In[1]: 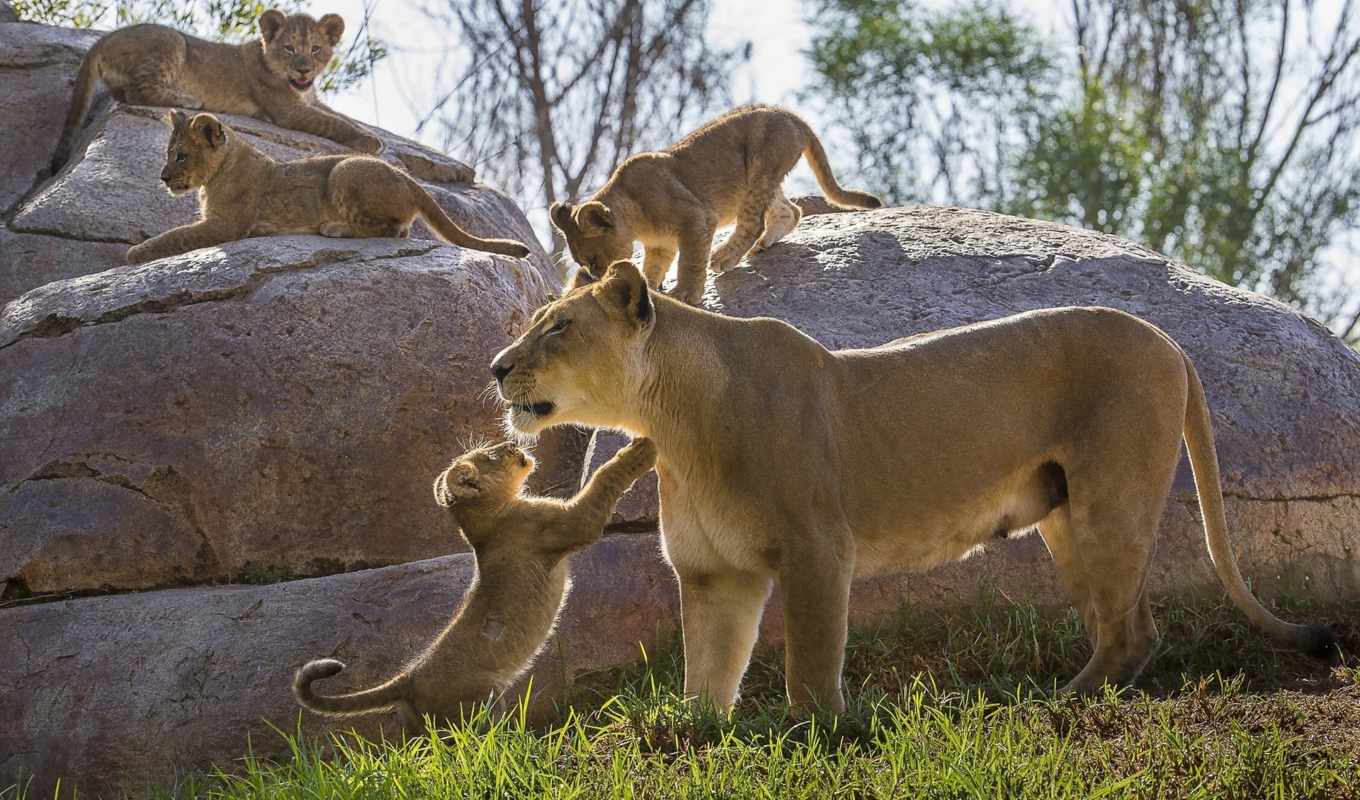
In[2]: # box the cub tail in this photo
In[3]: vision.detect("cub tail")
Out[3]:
[293,658,411,717]
[1181,354,1337,659]
[794,117,882,210]
[51,45,103,173]
[408,177,531,258]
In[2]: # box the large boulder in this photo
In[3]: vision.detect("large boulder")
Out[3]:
[0,534,679,798]
[0,20,559,308]
[0,237,554,594]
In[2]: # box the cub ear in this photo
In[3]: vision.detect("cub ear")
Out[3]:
[318,13,345,46]
[549,201,576,233]
[433,462,480,507]
[567,265,600,292]
[258,9,286,43]
[574,201,614,237]
[167,109,189,130]
[190,114,227,148]
[600,260,652,328]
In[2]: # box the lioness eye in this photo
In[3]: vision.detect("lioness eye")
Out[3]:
[487,454,499,462]
[546,319,570,336]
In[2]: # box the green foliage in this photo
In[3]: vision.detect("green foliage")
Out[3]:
[804,0,1360,343]
[11,0,384,94]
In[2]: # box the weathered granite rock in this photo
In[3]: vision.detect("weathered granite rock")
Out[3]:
[0,534,679,798]
[0,237,554,593]
[692,205,1360,600]
[0,3,18,23]
[0,20,557,307]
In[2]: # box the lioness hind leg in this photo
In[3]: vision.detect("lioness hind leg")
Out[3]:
[1038,505,1097,649]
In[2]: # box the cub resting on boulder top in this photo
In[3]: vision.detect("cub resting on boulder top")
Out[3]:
[550,105,882,306]
[127,112,530,264]
[294,437,657,731]
[52,8,381,172]
[489,260,1335,715]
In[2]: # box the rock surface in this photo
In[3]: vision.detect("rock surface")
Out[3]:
[0,535,680,798]
[0,237,555,594]
[0,21,557,308]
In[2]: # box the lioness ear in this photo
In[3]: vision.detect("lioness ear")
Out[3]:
[549,201,576,233]
[318,13,345,46]
[167,109,189,130]
[567,265,600,292]
[600,260,652,328]
[190,114,227,148]
[574,201,614,237]
[433,462,480,506]
[258,9,286,43]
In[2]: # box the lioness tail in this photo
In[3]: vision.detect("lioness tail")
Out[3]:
[408,177,531,258]
[1181,354,1336,658]
[293,658,410,717]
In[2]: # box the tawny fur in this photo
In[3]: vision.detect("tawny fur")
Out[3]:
[293,438,657,732]
[490,260,1335,715]
[52,9,381,172]
[549,105,881,306]
[127,112,530,264]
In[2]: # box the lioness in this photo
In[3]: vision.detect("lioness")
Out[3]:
[549,105,881,306]
[489,260,1335,714]
[127,112,530,264]
[294,438,657,732]
[52,9,381,172]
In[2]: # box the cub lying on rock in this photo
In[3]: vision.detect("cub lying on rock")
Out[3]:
[294,438,657,732]
[127,112,530,264]
[52,8,381,171]
[551,105,881,305]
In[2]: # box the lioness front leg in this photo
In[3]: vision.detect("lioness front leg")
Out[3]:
[780,523,854,714]
[676,567,772,711]
[127,220,238,264]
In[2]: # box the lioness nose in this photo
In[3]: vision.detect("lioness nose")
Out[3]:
[492,361,512,383]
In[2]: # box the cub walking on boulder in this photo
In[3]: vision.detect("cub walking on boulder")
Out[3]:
[52,8,381,172]
[127,112,530,264]
[293,438,657,732]
[550,105,882,305]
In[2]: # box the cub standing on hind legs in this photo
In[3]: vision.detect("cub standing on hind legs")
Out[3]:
[51,8,381,172]
[550,105,882,305]
[294,438,657,733]
[126,111,530,264]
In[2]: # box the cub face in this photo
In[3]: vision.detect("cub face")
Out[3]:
[160,111,231,194]
[550,201,635,280]
[433,442,536,508]
[491,261,654,435]
[257,9,345,93]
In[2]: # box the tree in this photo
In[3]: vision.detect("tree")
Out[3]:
[414,0,742,236]
[14,0,385,93]
[805,0,1360,344]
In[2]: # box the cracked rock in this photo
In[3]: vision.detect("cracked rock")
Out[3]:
[0,237,557,592]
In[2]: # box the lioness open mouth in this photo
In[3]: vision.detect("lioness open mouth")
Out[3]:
[513,401,556,417]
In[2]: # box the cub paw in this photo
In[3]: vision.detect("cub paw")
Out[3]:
[619,437,658,469]
[352,133,384,154]
[125,243,152,265]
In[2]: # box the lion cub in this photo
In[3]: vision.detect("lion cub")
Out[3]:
[52,9,381,172]
[127,112,530,264]
[550,105,882,305]
[293,437,657,732]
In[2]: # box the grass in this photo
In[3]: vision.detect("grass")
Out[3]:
[8,591,1359,799]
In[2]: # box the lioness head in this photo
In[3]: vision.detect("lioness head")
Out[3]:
[160,111,231,194]
[432,442,536,509]
[549,200,635,278]
[258,9,345,93]
[491,261,654,435]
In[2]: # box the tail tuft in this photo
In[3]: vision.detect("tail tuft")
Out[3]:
[1296,624,1340,660]
[294,658,346,696]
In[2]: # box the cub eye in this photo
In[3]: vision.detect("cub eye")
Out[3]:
[311,46,321,55]
[284,45,295,54]
[175,152,187,163]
